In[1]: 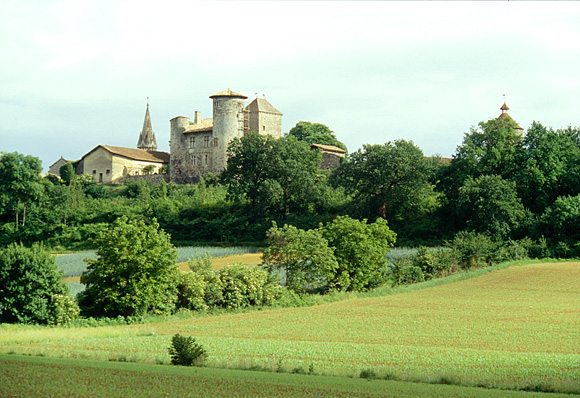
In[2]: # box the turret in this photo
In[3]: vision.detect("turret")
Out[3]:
[209,89,248,172]
[137,101,158,150]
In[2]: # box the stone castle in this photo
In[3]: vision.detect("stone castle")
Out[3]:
[169,89,283,183]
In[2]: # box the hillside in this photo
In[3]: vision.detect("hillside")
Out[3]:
[1,261,579,393]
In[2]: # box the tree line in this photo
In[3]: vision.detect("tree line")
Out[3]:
[1,118,579,257]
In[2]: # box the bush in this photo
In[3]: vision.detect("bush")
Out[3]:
[450,231,496,268]
[390,255,425,286]
[168,334,207,366]
[78,216,179,318]
[0,243,77,325]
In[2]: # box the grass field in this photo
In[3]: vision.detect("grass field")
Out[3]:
[2,261,579,394]
[0,354,570,398]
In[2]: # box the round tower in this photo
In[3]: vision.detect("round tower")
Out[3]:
[169,115,190,183]
[210,89,248,172]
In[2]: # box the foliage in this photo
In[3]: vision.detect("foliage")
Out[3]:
[220,132,326,218]
[262,223,338,292]
[168,334,207,366]
[177,254,282,311]
[449,231,496,268]
[287,121,347,151]
[78,216,179,317]
[0,243,78,324]
[0,152,45,229]
[457,174,525,239]
[321,216,396,291]
[537,194,580,257]
[331,140,436,225]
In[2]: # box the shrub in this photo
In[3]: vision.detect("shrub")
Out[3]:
[0,243,78,325]
[78,216,179,318]
[450,231,496,268]
[390,255,425,286]
[360,368,378,379]
[168,334,207,366]
[176,271,208,311]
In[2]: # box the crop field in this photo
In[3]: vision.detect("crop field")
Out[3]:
[2,355,564,398]
[2,261,579,393]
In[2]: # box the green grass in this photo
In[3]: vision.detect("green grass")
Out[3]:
[2,261,579,394]
[0,354,568,398]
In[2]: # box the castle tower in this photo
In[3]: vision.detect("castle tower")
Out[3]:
[245,97,283,138]
[210,89,248,172]
[137,101,158,150]
[498,102,524,136]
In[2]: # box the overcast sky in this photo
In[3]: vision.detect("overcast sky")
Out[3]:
[2,1,579,171]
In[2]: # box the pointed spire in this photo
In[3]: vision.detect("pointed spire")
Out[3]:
[137,100,157,151]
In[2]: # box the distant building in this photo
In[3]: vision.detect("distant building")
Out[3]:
[498,102,524,135]
[77,103,169,183]
[48,156,72,177]
[170,89,282,183]
[310,143,346,170]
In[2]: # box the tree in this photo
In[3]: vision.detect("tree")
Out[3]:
[0,243,78,324]
[321,216,396,291]
[262,223,338,292]
[515,122,580,214]
[0,152,44,228]
[331,140,435,221]
[221,133,325,217]
[78,216,179,317]
[457,175,525,240]
[288,121,347,151]
[537,194,580,257]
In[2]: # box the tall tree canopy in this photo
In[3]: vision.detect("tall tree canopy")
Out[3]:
[0,152,44,228]
[287,121,347,152]
[221,133,327,217]
[331,139,435,222]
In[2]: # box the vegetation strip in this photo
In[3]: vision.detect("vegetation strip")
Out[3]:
[0,354,569,398]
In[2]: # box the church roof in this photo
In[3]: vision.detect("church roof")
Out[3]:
[498,102,523,130]
[82,145,169,163]
[184,118,214,134]
[209,89,248,99]
[245,97,283,115]
[137,103,158,150]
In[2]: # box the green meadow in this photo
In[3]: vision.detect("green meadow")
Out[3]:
[1,261,579,396]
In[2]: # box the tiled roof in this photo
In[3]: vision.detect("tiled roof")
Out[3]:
[245,98,282,115]
[500,102,510,111]
[310,143,347,154]
[184,118,213,134]
[498,112,523,129]
[83,145,169,163]
[209,89,248,99]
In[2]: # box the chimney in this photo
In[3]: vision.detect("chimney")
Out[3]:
[194,111,201,125]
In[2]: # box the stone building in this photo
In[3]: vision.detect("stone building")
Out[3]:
[170,89,282,183]
[77,103,169,183]
[48,156,72,177]
[310,143,346,170]
[498,102,524,135]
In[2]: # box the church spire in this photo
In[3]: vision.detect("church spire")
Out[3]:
[137,99,157,151]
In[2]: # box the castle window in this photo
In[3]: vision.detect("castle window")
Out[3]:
[204,154,209,165]
[204,136,210,148]
[192,156,197,166]
[189,136,195,149]
[214,138,218,147]
[92,170,96,175]
[106,169,110,175]
[263,125,266,131]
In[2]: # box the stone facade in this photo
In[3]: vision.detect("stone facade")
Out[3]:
[170,89,282,183]
[79,145,169,184]
[48,156,72,177]
[310,144,346,170]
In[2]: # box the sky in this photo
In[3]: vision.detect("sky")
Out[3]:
[1,1,580,171]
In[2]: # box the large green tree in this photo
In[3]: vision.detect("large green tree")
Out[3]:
[262,223,338,292]
[321,216,396,291]
[221,133,326,217]
[0,243,78,324]
[457,174,525,240]
[287,121,347,151]
[78,216,179,317]
[515,122,580,214]
[331,140,435,222]
[0,152,44,228]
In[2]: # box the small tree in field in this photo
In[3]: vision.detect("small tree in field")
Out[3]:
[0,243,79,324]
[168,334,207,366]
[78,216,178,318]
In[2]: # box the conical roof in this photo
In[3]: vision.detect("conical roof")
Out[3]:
[137,103,157,150]
[209,89,248,99]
